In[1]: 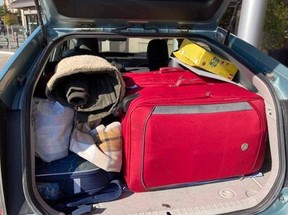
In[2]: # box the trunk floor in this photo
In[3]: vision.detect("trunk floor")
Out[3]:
[94,171,270,215]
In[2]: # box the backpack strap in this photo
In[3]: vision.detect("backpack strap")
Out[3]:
[71,205,93,215]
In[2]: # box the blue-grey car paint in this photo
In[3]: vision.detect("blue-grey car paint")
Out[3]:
[261,188,288,215]
[0,27,44,108]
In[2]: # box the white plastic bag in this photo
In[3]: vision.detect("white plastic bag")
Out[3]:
[32,98,74,162]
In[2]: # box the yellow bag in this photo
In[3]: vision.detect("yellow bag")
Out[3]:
[173,39,238,80]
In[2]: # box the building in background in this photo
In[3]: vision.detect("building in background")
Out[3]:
[3,0,17,13]
[5,0,37,35]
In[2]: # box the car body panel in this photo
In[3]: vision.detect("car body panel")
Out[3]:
[229,36,288,100]
[0,101,8,215]
[261,188,288,215]
[0,27,44,108]
[39,0,230,30]
[1,1,288,215]
[0,27,46,215]
[12,27,286,214]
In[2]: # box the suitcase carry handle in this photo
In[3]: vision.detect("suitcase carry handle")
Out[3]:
[158,67,185,73]
[118,80,211,114]
[169,76,205,87]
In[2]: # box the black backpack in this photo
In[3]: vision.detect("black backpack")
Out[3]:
[36,152,123,214]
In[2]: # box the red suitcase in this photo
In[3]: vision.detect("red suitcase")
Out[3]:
[121,68,267,192]
[124,67,209,88]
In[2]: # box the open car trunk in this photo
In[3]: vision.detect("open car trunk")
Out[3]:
[25,32,283,215]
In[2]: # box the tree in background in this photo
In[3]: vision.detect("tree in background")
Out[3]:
[3,13,18,25]
[262,0,288,50]
[0,4,10,19]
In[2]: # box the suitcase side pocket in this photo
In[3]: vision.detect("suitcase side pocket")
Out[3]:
[140,101,267,191]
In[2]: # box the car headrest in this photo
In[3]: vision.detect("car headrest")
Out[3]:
[147,39,169,71]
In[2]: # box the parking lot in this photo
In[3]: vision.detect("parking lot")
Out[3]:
[0,32,25,70]
[0,51,14,70]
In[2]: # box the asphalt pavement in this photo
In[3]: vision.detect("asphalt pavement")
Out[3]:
[0,33,25,71]
[0,51,14,71]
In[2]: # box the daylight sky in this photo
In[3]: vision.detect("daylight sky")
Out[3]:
[0,0,3,6]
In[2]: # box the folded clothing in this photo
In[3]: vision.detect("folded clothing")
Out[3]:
[64,74,89,107]
[46,55,125,123]
[70,121,123,172]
